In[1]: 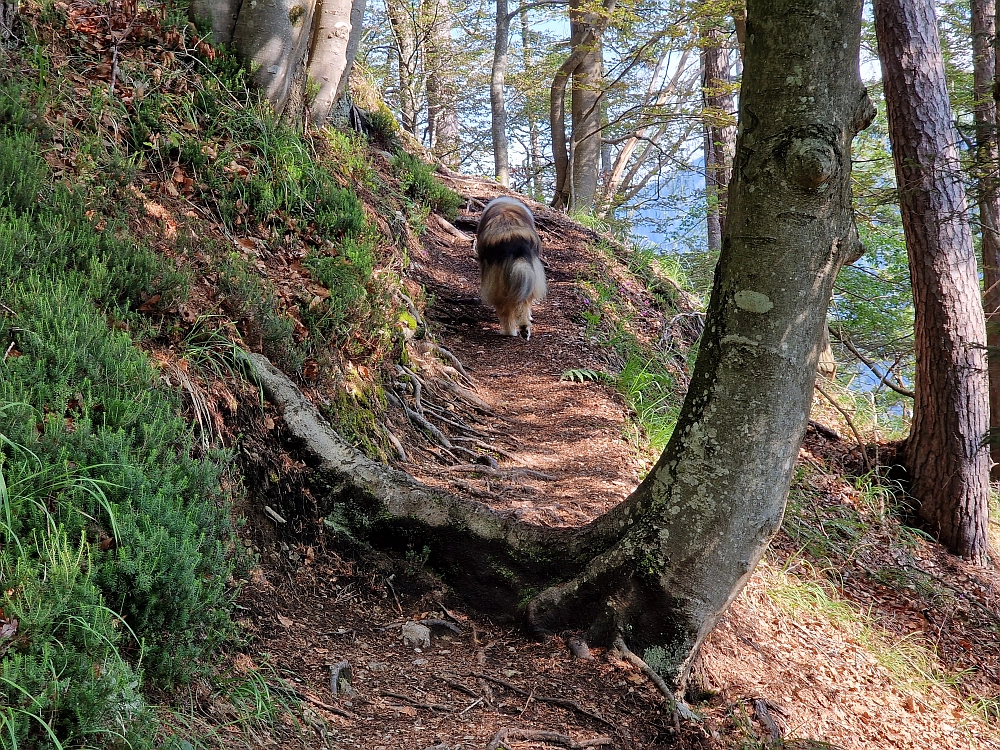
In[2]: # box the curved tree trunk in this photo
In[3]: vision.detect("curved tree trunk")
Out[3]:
[875,0,991,563]
[550,0,616,209]
[252,0,873,689]
[529,0,873,680]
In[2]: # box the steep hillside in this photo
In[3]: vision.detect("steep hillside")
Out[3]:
[1,3,1000,750]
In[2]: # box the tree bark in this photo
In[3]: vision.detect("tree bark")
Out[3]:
[307,0,358,125]
[519,10,544,200]
[338,0,367,101]
[387,0,420,134]
[974,0,1000,477]
[492,0,511,186]
[529,0,873,680]
[189,0,242,45]
[231,0,317,115]
[568,0,603,212]
[0,2,14,42]
[425,0,460,167]
[700,26,735,253]
[875,0,991,563]
[550,0,615,209]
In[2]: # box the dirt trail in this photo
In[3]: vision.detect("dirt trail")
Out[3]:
[400,178,647,526]
[236,182,1000,750]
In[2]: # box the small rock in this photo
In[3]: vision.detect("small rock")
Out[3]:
[402,621,431,648]
[367,661,387,672]
[413,658,429,666]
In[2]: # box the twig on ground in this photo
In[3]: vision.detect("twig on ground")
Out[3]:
[433,213,473,242]
[751,698,784,747]
[814,381,873,473]
[470,672,614,728]
[270,678,356,719]
[263,505,287,524]
[486,727,613,750]
[380,690,454,712]
[385,575,404,614]
[445,464,556,481]
[459,696,483,715]
[440,675,481,698]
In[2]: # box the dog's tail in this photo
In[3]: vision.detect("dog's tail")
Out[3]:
[481,256,547,309]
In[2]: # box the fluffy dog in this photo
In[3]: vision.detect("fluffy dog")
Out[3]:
[476,196,547,339]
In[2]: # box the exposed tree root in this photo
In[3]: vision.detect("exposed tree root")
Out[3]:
[244,352,588,617]
[485,727,613,750]
[469,672,614,729]
[612,637,700,723]
[444,464,556,481]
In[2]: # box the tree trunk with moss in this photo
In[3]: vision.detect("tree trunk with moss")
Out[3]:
[251,0,873,689]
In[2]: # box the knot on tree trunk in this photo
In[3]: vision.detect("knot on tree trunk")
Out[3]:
[785,138,837,190]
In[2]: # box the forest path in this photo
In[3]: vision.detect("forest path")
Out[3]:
[399,176,648,527]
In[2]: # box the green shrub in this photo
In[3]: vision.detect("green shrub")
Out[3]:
[392,152,463,219]
[0,522,153,748]
[0,127,236,745]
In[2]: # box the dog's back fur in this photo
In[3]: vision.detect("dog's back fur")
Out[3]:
[476,197,547,339]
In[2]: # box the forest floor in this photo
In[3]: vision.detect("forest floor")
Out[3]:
[12,6,1000,744]
[213,172,1000,750]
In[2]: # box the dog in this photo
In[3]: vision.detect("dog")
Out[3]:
[475,196,547,339]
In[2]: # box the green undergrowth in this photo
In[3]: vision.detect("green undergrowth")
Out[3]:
[392,151,463,227]
[783,467,923,565]
[0,123,234,746]
[576,236,696,458]
[765,562,960,700]
[773,466,999,724]
[122,43,430,453]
